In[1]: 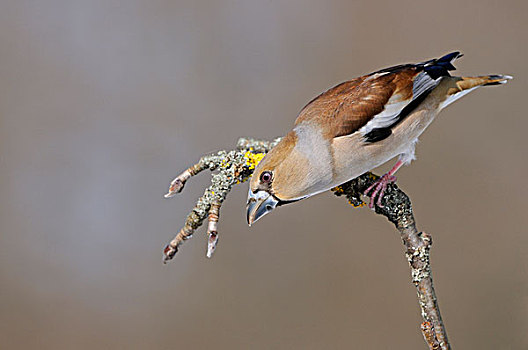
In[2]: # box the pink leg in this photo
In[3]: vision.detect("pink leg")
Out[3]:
[363,160,404,209]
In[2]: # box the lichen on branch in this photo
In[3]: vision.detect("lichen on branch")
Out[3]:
[163,136,450,350]
[163,137,280,262]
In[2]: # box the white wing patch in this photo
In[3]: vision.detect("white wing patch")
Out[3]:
[413,72,440,98]
[359,95,407,134]
[360,72,441,136]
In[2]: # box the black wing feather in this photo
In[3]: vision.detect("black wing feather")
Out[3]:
[364,52,461,143]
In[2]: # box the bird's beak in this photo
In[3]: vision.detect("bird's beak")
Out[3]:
[246,189,279,226]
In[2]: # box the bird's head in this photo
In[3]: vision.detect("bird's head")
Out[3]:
[246,132,302,225]
[246,129,330,225]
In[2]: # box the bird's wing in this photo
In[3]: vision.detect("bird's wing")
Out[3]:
[295,52,462,142]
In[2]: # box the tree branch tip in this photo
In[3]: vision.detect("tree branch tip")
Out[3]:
[163,244,178,263]
[165,179,185,198]
[164,191,179,199]
[206,232,219,258]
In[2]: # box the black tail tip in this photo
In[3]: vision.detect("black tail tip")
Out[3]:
[439,51,463,63]
[423,51,464,79]
[483,74,513,86]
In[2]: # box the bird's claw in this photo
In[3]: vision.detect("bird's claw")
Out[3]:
[363,174,397,209]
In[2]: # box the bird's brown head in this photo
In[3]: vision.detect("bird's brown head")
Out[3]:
[246,131,312,225]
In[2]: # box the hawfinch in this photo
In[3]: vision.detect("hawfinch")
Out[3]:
[246,52,511,225]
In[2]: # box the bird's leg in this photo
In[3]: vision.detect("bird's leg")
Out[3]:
[363,159,404,209]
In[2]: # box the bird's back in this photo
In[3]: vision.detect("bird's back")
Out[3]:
[295,52,464,143]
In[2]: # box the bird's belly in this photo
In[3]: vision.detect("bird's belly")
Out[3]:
[330,104,439,188]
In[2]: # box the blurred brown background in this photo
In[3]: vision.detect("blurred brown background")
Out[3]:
[0,0,526,349]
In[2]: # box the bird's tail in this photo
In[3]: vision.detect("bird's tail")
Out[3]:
[458,74,512,88]
[440,74,512,109]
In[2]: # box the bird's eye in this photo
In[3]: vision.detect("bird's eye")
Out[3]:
[260,171,272,183]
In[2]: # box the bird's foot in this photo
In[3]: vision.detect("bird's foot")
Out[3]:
[363,173,397,209]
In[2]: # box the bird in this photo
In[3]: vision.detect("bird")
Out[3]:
[246,52,511,225]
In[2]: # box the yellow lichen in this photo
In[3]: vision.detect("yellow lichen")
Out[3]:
[236,177,249,184]
[331,185,344,194]
[243,151,265,170]
[332,185,364,208]
[349,200,366,208]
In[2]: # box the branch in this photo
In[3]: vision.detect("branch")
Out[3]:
[163,137,450,350]
[332,174,450,350]
[163,137,280,261]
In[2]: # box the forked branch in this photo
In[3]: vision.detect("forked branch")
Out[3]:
[163,137,450,350]
[163,137,280,261]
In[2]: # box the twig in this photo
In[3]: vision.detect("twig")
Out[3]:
[333,174,450,349]
[163,137,450,349]
[163,137,280,261]
[421,322,442,350]
[206,200,221,258]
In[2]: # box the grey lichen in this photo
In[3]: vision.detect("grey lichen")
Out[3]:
[163,137,278,262]
[408,245,432,284]
[331,170,449,349]
[236,137,282,153]
[163,136,450,349]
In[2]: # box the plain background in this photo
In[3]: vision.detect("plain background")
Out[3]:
[1,0,527,349]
